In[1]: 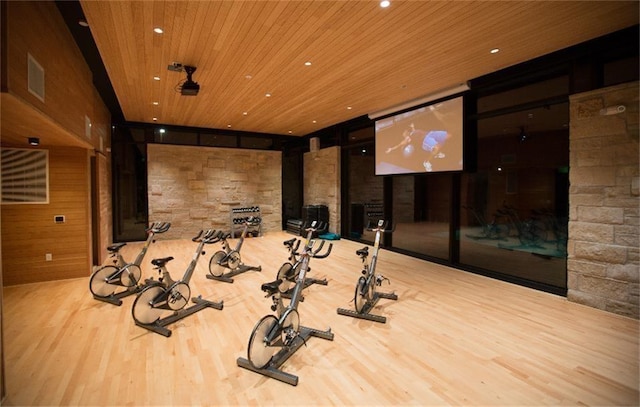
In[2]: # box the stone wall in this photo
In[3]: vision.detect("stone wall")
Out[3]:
[304,146,340,234]
[568,81,639,319]
[147,144,282,240]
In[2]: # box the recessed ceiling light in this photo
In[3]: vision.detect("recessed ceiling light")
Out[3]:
[153,27,163,34]
[243,112,248,116]
[265,93,271,97]
[245,74,252,79]
[312,120,317,124]
[153,76,160,81]
[159,128,166,134]
[380,0,390,8]
[227,124,232,128]
[347,106,352,110]
[152,117,158,121]
[153,101,159,105]
[304,61,312,66]
[288,130,293,134]
[490,48,500,54]
[78,19,89,27]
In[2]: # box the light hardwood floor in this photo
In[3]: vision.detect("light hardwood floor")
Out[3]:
[2,231,638,406]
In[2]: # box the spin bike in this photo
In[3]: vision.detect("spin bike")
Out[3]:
[89,221,171,306]
[236,221,333,386]
[337,219,397,323]
[276,237,328,300]
[131,229,224,337]
[207,217,262,283]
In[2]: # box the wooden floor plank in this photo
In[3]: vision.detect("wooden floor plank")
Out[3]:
[3,231,638,406]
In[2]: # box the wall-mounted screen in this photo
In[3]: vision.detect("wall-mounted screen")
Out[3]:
[375,96,464,175]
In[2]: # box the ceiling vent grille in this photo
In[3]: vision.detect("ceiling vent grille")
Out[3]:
[27,53,45,102]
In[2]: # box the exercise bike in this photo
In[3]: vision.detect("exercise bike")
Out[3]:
[276,237,328,300]
[236,221,333,386]
[131,229,224,337]
[337,219,397,323]
[89,221,171,306]
[207,217,262,283]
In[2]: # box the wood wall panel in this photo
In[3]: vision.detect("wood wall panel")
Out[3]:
[2,1,106,151]
[95,152,112,266]
[2,147,91,285]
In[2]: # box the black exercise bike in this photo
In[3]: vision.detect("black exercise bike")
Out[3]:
[207,217,262,283]
[275,237,328,299]
[236,221,333,386]
[89,221,170,306]
[131,229,224,337]
[337,219,397,323]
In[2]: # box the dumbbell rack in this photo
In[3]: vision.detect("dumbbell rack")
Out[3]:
[230,206,261,238]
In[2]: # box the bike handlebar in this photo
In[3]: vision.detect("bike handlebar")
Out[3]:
[192,230,204,242]
[192,229,223,244]
[312,241,332,259]
[365,219,394,233]
[147,221,171,234]
[304,220,326,233]
[312,239,325,255]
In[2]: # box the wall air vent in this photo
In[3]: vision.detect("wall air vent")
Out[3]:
[27,53,45,102]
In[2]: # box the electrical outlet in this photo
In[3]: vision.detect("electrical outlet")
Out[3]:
[45,253,52,261]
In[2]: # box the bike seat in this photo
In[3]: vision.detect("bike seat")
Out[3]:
[151,256,174,267]
[107,242,127,253]
[356,247,369,257]
[261,279,283,295]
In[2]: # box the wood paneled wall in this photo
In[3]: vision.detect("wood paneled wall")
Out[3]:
[2,147,91,285]
[1,1,112,283]
[0,203,4,402]
[3,1,111,151]
[95,152,112,266]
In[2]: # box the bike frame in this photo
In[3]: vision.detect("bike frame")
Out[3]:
[152,229,215,299]
[362,220,386,284]
[103,221,170,284]
[265,228,330,344]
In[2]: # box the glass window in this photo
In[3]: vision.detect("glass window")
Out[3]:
[460,101,569,289]
[112,127,148,241]
[477,76,569,114]
[345,140,383,244]
[200,133,237,148]
[391,174,451,260]
[154,129,197,145]
[240,136,274,150]
[603,56,639,87]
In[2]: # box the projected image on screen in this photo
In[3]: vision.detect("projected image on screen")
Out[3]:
[375,96,463,175]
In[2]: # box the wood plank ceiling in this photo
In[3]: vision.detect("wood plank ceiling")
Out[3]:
[77,1,638,137]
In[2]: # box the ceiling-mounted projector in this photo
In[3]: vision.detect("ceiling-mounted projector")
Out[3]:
[180,65,199,96]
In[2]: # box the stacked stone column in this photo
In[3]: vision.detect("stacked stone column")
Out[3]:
[568,81,639,318]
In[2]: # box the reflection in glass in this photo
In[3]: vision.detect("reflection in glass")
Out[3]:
[460,102,569,289]
[391,174,451,260]
[346,139,383,245]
